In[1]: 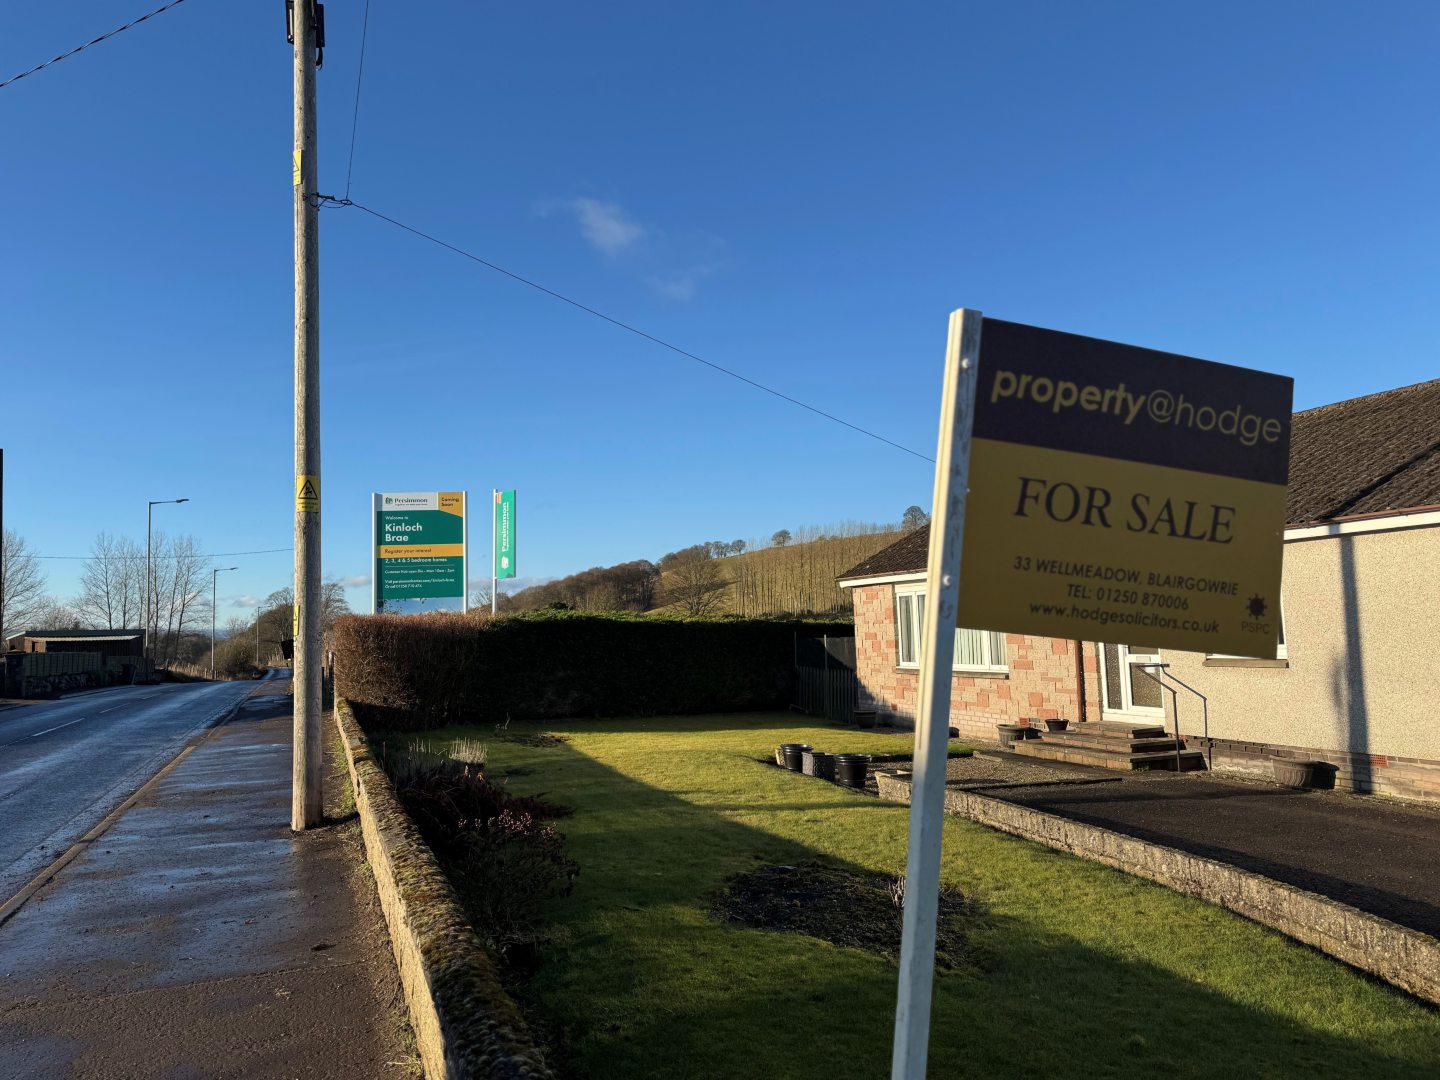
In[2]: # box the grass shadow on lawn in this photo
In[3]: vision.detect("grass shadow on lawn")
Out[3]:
[436,715,1440,1080]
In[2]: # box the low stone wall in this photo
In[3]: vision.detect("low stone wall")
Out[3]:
[335,699,552,1080]
[875,772,1440,1006]
[1192,734,1440,804]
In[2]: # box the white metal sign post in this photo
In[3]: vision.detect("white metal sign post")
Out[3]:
[890,308,981,1080]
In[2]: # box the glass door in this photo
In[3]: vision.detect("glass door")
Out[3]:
[1100,644,1165,717]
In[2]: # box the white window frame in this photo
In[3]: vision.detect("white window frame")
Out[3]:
[1098,642,1167,717]
[893,584,1008,674]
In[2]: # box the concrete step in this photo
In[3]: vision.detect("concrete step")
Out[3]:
[1037,730,1184,754]
[1068,721,1170,740]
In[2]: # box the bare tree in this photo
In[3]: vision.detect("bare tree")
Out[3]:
[1,529,47,636]
[150,533,211,667]
[75,532,145,629]
[661,545,727,616]
[771,529,792,548]
[263,579,352,636]
[902,505,929,531]
[29,597,86,630]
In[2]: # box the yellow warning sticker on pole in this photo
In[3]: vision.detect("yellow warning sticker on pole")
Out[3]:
[296,475,320,513]
[293,149,302,187]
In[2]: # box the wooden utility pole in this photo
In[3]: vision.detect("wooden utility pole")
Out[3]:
[292,0,324,830]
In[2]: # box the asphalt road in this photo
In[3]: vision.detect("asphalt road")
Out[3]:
[0,676,266,905]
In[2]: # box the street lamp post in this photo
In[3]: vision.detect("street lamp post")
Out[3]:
[211,566,238,680]
[145,498,189,680]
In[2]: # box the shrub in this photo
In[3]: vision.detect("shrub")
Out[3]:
[379,738,577,956]
[334,609,850,731]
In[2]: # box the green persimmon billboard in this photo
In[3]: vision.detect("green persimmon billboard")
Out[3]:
[372,491,468,614]
[494,489,516,580]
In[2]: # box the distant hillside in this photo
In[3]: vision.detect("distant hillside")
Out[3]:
[720,527,906,617]
[505,526,903,618]
[505,517,919,619]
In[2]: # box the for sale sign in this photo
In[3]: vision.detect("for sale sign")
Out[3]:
[958,318,1293,658]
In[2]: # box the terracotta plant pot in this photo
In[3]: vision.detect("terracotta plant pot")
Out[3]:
[997,723,1030,748]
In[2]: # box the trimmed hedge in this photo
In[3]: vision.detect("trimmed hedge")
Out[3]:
[333,610,851,731]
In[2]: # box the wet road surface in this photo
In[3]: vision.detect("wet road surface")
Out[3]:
[0,679,410,1078]
[0,677,261,904]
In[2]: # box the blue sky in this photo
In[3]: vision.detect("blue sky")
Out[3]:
[2,1,1436,620]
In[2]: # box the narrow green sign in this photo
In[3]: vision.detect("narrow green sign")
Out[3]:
[494,490,516,579]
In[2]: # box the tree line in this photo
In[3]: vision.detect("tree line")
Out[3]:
[1,528,350,677]
[496,506,928,619]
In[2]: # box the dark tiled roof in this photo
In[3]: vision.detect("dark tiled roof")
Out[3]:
[838,525,930,579]
[841,378,1440,580]
[1286,378,1440,525]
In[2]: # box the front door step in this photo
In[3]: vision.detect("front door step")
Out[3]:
[1010,721,1207,772]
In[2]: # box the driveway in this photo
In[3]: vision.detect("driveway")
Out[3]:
[987,771,1440,937]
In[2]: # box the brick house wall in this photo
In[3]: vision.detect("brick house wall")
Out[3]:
[850,582,1101,743]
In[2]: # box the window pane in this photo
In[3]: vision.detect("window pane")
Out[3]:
[955,628,984,667]
[988,631,1007,667]
[1129,662,1163,708]
[897,595,914,664]
[1103,644,1124,710]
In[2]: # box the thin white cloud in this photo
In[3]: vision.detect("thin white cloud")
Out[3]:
[337,574,371,588]
[647,274,696,302]
[230,595,261,609]
[568,197,644,256]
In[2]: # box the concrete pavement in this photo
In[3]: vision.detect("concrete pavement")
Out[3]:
[0,678,413,1078]
[0,677,259,903]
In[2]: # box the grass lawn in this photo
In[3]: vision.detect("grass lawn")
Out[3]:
[432,713,1440,1079]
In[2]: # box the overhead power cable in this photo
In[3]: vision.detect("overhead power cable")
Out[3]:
[0,0,193,92]
[317,196,935,464]
[34,546,293,562]
[344,0,372,200]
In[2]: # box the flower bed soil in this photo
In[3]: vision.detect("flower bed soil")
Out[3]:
[710,862,972,970]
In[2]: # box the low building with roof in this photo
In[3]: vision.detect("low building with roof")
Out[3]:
[839,378,1440,802]
[2,629,144,697]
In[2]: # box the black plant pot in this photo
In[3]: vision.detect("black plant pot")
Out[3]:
[782,744,813,772]
[834,753,871,788]
[1044,718,1071,733]
[854,710,878,730]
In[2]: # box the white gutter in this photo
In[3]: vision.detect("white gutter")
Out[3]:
[838,572,927,589]
[1285,507,1440,542]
